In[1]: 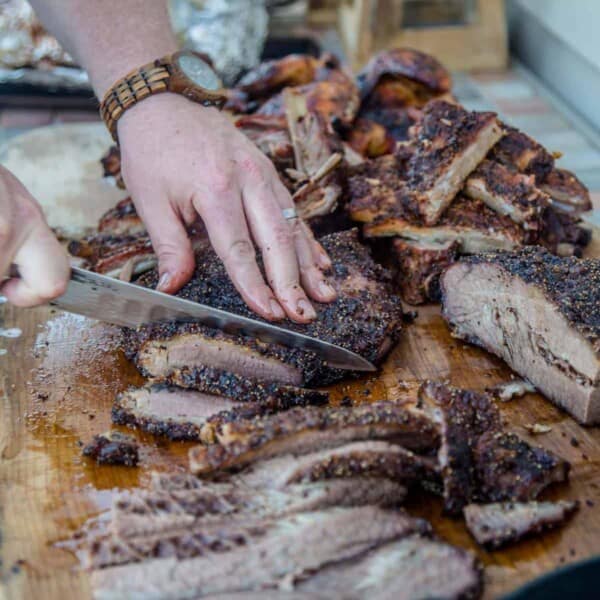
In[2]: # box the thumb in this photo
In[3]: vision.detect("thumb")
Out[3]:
[136,199,195,294]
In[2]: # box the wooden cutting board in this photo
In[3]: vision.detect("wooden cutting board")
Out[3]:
[1,124,600,600]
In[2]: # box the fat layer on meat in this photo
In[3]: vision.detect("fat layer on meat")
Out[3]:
[441,247,600,424]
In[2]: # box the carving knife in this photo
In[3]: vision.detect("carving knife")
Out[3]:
[42,266,376,372]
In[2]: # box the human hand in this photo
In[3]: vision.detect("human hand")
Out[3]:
[0,166,70,307]
[117,93,336,323]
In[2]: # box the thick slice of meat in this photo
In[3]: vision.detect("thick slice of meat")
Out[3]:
[404,100,503,225]
[357,48,452,102]
[189,402,439,476]
[236,440,438,489]
[363,194,527,253]
[464,160,549,232]
[474,431,570,502]
[90,507,428,599]
[540,168,591,213]
[291,535,482,600]
[111,385,275,443]
[489,124,555,183]
[157,366,328,407]
[395,381,569,514]
[82,431,139,467]
[128,230,404,386]
[392,238,459,305]
[464,501,578,548]
[441,248,600,424]
[98,197,145,236]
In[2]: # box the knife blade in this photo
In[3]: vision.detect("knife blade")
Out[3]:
[47,266,376,372]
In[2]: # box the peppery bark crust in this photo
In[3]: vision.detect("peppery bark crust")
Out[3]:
[156,366,329,407]
[458,247,600,353]
[189,402,439,476]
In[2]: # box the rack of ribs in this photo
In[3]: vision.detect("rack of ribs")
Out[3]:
[405,100,504,225]
[125,229,405,387]
[442,247,600,424]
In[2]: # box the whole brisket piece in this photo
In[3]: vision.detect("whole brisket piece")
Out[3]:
[82,431,139,467]
[392,238,459,305]
[189,402,439,476]
[441,248,600,424]
[464,501,578,549]
[127,230,404,387]
[463,159,549,233]
[403,100,503,225]
[90,507,429,599]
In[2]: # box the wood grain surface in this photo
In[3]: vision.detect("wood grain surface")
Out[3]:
[0,127,599,599]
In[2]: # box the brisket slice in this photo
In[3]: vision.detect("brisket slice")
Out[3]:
[235,440,439,489]
[441,247,600,424]
[189,402,439,476]
[290,535,482,600]
[473,430,569,503]
[395,382,569,514]
[128,229,404,386]
[111,385,279,443]
[153,366,328,407]
[404,100,503,225]
[392,238,459,305]
[90,507,429,599]
[464,501,578,549]
[91,479,410,567]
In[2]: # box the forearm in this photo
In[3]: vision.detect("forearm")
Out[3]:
[29,1,178,97]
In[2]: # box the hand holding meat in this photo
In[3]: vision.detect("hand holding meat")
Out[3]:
[117,93,336,323]
[0,165,70,307]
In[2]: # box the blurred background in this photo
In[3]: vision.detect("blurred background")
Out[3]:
[0,0,598,189]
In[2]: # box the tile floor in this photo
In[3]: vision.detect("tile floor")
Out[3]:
[1,61,599,191]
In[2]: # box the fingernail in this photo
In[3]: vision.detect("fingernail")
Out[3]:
[157,272,171,291]
[319,280,336,298]
[297,298,317,320]
[269,298,285,320]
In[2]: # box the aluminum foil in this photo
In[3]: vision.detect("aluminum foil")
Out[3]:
[170,0,268,86]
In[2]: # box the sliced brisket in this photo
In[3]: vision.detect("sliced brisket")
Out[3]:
[464,501,578,549]
[91,507,428,599]
[441,247,600,424]
[189,402,439,476]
